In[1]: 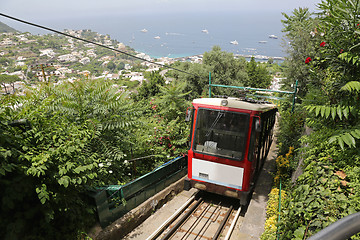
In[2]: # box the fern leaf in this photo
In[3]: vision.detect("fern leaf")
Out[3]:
[325,106,331,119]
[337,105,343,120]
[343,133,356,147]
[338,137,345,150]
[343,106,349,119]
[350,130,360,139]
[320,106,326,117]
[341,81,360,92]
[331,107,337,120]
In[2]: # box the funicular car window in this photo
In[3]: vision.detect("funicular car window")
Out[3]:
[193,108,250,160]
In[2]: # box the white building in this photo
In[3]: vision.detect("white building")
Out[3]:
[40,49,56,58]
[79,57,91,65]
[86,49,97,58]
[123,72,144,83]
[58,54,77,62]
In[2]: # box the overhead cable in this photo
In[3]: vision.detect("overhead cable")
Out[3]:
[0,13,200,78]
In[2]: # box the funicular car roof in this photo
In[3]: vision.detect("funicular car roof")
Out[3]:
[193,98,277,112]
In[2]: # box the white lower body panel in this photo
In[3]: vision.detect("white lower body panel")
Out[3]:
[191,158,243,190]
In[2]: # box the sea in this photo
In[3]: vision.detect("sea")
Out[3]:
[4,10,288,59]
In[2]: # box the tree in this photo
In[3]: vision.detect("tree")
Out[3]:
[203,46,249,91]
[245,57,272,88]
[281,7,319,97]
[0,74,21,94]
[106,61,116,71]
[0,78,142,239]
[302,0,360,149]
[117,62,125,71]
[136,71,165,100]
[169,46,250,99]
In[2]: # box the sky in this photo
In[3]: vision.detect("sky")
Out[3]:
[1,0,321,21]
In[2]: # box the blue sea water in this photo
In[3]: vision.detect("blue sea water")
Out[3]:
[4,10,288,58]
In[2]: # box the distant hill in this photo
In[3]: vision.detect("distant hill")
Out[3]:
[0,21,18,33]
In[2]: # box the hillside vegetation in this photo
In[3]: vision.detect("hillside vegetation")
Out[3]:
[261,0,360,239]
[0,21,18,33]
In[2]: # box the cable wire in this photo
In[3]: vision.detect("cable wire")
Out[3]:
[0,12,200,78]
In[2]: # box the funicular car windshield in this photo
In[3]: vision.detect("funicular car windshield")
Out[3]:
[193,108,250,160]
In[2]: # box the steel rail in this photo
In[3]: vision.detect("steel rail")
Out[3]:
[212,205,233,240]
[160,198,203,240]
[223,206,241,240]
[180,201,213,240]
[194,202,222,240]
[145,196,196,240]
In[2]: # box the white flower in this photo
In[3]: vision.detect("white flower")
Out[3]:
[124,160,128,164]
[99,163,104,167]
[320,32,325,37]
[167,155,170,158]
[109,170,113,174]
[107,162,112,166]
[310,31,315,37]
[124,154,127,157]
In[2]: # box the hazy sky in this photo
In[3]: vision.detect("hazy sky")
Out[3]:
[1,0,320,21]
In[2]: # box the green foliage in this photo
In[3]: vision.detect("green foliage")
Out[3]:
[168,46,272,99]
[106,61,116,71]
[175,62,212,99]
[155,80,191,120]
[316,0,360,75]
[281,7,319,97]
[305,80,360,149]
[341,81,360,92]
[0,78,145,239]
[278,161,360,239]
[261,188,287,240]
[203,46,249,95]
[136,71,165,100]
[276,108,306,156]
[132,80,191,165]
[0,74,22,94]
[245,57,272,88]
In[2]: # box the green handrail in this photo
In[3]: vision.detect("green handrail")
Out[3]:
[207,72,298,111]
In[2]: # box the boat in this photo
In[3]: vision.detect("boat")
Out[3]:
[140,29,148,33]
[201,29,209,34]
[154,36,161,39]
[258,41,267,44]
[230,40,238,45]
[268,34,278,39]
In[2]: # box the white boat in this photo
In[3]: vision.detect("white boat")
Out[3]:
[154,36,161,39]
[258,41,268,44]
[140,29,148,33]
[230,40,238,45]
[201,29,209,34]
[268,34,278,39]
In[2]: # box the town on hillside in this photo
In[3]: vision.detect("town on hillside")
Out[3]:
[0,23,283,95]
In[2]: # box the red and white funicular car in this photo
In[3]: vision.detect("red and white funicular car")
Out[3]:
[185,97,277,205]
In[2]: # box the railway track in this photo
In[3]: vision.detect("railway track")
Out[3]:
[146,193,242,240]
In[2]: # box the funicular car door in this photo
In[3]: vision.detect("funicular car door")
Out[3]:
[248,116,261,182]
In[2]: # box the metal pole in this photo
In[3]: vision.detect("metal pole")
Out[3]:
[209,72,212,98]
[277,179,282,240]
[291,80,298,113]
